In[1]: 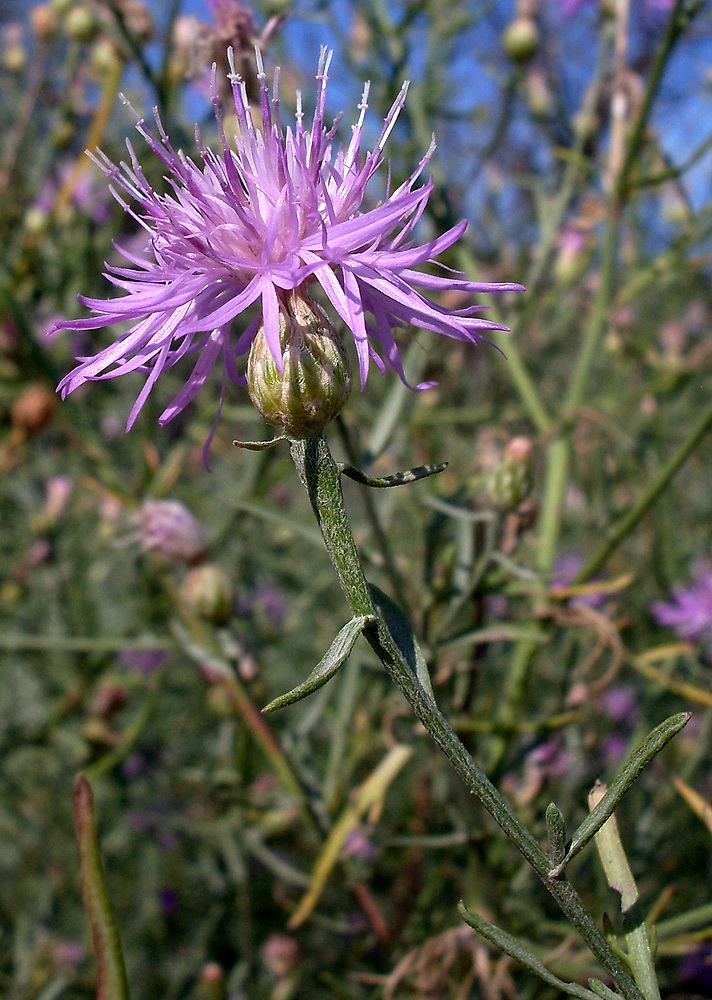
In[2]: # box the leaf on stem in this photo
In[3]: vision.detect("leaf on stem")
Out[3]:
[263,615,376,712]
[546,801,567,866]
[458,902,614,1000]
[339,461,447,488]
[73,774,130,1000]
[589,783,662,1000]
[589,979,625,1000]
[549,713,690,876]
[368,583,435,700]
[233,435,287,450]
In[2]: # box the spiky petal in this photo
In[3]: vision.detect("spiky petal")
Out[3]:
[53,47,523,449]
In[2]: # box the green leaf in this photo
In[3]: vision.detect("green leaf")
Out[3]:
[546,801,567,866]
[73,775,130,1000]
[263,615,376,712]
[458,903,610,1000]
[550,713,690,876]
[589,979,625,1000]
[339,461,447,488]
[233,435,287,451]
[368,583,435,700]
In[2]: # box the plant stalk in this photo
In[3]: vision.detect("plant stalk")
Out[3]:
[290,434,644,1000]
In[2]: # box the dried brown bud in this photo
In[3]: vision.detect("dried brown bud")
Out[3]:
[11,383,57,435]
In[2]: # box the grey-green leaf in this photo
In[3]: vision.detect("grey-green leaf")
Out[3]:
[458,903,612,1000]
[262,615,376,712]
[550,713,690,875]
[368,583,435,700]
[339,462,447,488]
[233,436,287,451]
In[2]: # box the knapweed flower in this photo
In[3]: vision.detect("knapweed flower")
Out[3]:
[652,561,712,661]
[54,47,522,452]
[134,499,207,565]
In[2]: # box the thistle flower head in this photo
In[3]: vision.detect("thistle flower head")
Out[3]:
[134,499,207,565]
[54,47,523,456]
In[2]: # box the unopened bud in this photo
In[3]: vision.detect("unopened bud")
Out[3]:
[31,5,60,41]
[32,475,73,534]
[553,229,587,287]
[90,38,124,77]
[11,382,57,434]
[247,287,352,438]
[2,25,26,73]
[180,564,233,625]
[135,500,207,566]
[261,933,300,979]
[63,5,98,42]
[502,17,539,62]
[485,437,534,510]
[194,962,227,1000]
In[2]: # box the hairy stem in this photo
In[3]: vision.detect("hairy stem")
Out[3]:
[290,434,644,1000]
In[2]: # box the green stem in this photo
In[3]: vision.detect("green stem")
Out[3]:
[574,393,712,584]
[73,775,130,1000]
[290,434,644,1000]
[470,20,613,437]
[494,0,700,735]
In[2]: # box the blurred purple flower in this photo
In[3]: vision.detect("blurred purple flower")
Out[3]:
[342,827,378,862]
[598,684,639,724]
[552,553,607,608]
[652,561,712,660]
[600,734,629,766]
[158,887,179,915]
[118,648,169,675]
[53,48,522,452]
[679,945,712,993]
[134,499,207,565]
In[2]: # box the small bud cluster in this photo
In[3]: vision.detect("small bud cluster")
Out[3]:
[485,437,534,511]
[135,500,233,625]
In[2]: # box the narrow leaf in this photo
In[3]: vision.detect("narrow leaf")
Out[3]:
[551,713,690,875]
[546,802,567,866]
[263,615,376,712]
[73,775,130,1000]
[458,903,607,1000]
[589,783,661,1000]
[339,461,447,488]
[233,435,286,450]
[368,583,435,700]
[589,783,638,912]
[589,979,624,1000]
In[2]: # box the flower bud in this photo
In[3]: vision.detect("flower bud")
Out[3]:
[261,933,300,979]
[2,25,26,73]
[502,17,539,62]
[180,564,233,625]
[485,436,534,511]
[11,382,57,434]
[247,287,352,438]
[194,962,227,1000]
[90,38,124,78]
[135,500,207,566]
[31,5,60,41]
[63,5,98,43]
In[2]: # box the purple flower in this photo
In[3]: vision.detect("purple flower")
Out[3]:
[134,499,207,565]
[53,48,522,452]
[652,561,712,660]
